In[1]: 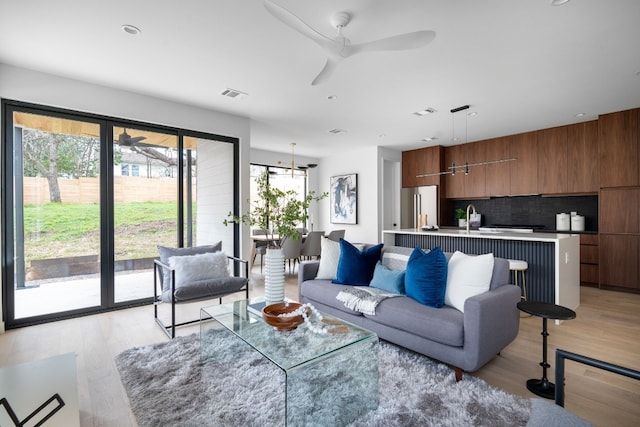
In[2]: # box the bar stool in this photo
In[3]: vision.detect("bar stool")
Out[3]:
[508,259,528,301]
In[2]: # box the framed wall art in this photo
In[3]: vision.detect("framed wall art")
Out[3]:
[330,173,357,224]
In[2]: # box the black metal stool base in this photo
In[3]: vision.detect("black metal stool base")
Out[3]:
[526,378,555,399]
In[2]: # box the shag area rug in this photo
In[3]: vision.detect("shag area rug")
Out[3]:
[115,331,530,427]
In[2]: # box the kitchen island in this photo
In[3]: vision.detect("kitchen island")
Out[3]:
[382,228,580,311]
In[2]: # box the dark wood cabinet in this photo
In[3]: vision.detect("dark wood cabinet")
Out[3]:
[598,110,640,292]
[509,132,538,195]
[599,188,640,234]
[537,126,568,194]
[579,233,599,286]
[402,146,444,188]
[599,109,639,188]
[600,234,639,290]
[484,137,510,197]
[567,120,599,193]
[445,144,467,198]
[465,141,486,198]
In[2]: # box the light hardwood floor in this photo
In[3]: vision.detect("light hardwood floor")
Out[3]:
[1,269,638,427]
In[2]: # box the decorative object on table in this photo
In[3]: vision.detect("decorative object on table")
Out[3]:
[330,173,357,224]
[570,213,585,231]
[263,248,286,304]
[224,170,327,304]
[517,301,576,399]
[262,301,307,331]
[115,332,532,427]
[556,212,570,231]
[455,208,467,227]
[263,301,347,334]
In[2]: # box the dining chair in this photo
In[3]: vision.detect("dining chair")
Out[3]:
[252,229,268,273]
[300,230,324,260]
[327,229,345,242]
[281,233,303,274]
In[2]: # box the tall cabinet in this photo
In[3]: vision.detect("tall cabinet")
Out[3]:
[598,108,640,291]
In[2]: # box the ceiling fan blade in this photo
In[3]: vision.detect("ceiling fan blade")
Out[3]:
[130,136,147,143]
[263,0,333,46]
[348,30,436,55]
[311,56,341,86]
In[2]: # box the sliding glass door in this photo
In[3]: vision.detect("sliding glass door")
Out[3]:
[112,126,179,303]
[2,101,239,328]
[7,111,103,319]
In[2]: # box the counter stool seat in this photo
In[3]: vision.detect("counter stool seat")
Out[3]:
[508,259,528,301]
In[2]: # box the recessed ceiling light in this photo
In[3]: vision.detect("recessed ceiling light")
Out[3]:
[575,112,586,117]
[421,137,438,142]
[468,111,478,116]
[327,95,337,100]
[121,24,141,35]
[551,0,570,5]
[412,108,437,116]
[328,129,346,134]
[379,133,386,138]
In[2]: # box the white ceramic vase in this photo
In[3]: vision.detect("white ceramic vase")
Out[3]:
[264,248,285,305]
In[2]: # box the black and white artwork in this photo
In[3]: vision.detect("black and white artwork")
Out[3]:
[330,173,357,224]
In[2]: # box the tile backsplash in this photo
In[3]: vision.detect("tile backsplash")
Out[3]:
[452,195,598,232]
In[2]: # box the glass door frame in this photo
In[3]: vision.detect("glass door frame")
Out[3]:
[1,99,241,329]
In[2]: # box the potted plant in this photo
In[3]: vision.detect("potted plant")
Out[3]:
[225,170,327,248]
[225,170,327,303]
[455,208,467,228]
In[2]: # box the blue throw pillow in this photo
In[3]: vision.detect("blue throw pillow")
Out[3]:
[369,261,405,294]
[405,246,448,307]
[332,240,383,286]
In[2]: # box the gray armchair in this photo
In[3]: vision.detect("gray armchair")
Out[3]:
[154,243,249,338]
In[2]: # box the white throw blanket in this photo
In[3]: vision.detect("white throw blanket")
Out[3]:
[336,287,400,315]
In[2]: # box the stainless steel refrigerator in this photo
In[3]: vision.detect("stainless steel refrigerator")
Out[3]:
[401,185,438,229]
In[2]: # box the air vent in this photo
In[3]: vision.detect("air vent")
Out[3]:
[412,107,437,116]
[220,88,247,99]
[328,129,346,134]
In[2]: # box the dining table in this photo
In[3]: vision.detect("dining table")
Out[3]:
[249,233,308,271]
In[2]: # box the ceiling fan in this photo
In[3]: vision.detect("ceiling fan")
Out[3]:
[263,0,436,85]
[116,128,147,146]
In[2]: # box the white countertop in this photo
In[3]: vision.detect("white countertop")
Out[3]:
[384,228,580,242]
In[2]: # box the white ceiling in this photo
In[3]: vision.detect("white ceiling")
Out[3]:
[1,0,639,158]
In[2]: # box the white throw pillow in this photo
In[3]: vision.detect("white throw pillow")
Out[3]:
[315,237,341,280]
[168,251,229,289]
[444,251,494,312]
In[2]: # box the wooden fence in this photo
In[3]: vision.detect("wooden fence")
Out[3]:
[22,176,193,204]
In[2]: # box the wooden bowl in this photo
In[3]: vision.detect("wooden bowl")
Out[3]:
[262,302,306,332]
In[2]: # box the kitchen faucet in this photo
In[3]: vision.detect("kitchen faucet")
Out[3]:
[466,204,476,234]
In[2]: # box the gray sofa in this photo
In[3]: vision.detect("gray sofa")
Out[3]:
[298,245,521,380]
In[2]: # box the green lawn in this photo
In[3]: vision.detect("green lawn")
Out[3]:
[23,202,183,261]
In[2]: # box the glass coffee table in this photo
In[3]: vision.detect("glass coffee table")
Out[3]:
[200,299,379,426]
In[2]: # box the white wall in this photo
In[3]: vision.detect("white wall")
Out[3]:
[0,63,252,331]
[316,145,402,244]
[197,140,235,251]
